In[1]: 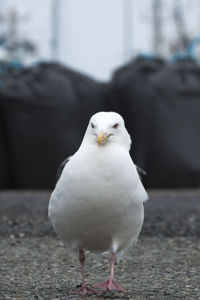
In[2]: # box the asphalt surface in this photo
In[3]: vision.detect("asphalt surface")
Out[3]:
[0,190,200,299]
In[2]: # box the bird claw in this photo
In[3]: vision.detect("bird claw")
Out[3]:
[92,280,127,293]
[70,286,102,295]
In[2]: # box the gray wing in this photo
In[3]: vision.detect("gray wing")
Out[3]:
[136,165,147,176]
[56,156,72,183]
[135,165,147,180]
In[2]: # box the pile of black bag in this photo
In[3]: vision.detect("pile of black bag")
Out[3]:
[0,57,200,189]
[0,62,110,189]
[110,56,200,188]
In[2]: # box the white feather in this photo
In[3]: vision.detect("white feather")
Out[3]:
[48,112,148,261]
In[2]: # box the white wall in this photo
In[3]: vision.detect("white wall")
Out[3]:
[1,0,200,80]
[59,0,124,81]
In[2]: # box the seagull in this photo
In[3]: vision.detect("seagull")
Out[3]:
[48,111,148,295]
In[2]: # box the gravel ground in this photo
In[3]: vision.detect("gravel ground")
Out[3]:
[0,236,200,300]
[0,190,200,299]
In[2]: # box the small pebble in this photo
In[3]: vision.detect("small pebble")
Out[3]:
[19,233,25,238]
[8,220,13,226]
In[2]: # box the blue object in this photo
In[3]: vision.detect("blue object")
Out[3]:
[171,37,200,63]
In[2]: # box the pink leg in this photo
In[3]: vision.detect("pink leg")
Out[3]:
[70,249,100,295]
[92,252,127,293]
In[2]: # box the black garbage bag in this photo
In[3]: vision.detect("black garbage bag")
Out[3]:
[111,56,200,188]
[0,62,108,189]
[0,111,10,188]
[0,61,24,188]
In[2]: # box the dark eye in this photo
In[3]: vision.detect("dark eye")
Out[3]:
[91,123,95,128]
[113,123,119,129]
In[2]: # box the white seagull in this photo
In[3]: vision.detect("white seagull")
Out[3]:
[48,111,148,295]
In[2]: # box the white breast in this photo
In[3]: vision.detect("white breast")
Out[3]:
[49,144,147,255]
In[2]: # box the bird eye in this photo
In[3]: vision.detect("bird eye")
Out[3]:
[91,123,95,128]
[113,123,119,129]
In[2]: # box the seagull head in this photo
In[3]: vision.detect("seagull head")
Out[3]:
[83,111,132,151]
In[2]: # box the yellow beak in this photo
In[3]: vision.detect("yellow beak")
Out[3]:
[97,130,110,146]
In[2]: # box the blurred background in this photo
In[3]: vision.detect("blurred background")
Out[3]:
[0,0,200,189]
